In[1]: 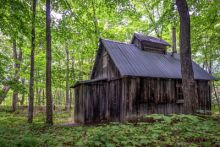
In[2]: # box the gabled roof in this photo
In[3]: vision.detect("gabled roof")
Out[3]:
[132,33,170,46]
[96,38,214,80]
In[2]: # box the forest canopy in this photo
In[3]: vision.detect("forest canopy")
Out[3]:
[0,0,220,146]
[0,0,219,109]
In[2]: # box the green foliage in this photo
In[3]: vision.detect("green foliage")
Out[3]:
[0,108,220,147]
[0,1,219,146]
[0,0,219,105]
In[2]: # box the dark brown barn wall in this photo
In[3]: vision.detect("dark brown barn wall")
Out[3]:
[122,77,183,118]
[74,79,122,123]
[92,47,120,80]
[196,80,211,112]
[74,77,211,123]
[122,77,210,119]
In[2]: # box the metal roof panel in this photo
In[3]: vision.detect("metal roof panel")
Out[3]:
[101,39,214,80]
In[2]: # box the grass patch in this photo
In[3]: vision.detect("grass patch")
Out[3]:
[0,107,220,146]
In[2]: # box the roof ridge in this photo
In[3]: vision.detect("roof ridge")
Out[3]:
[100,38,130,45]
[98,37,213,80]
[134,32,159,39]
[133,32,170,46]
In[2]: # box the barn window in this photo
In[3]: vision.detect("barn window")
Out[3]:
[176,81,184,104]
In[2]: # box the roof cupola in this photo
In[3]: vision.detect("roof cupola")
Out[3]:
[131,33,170,54]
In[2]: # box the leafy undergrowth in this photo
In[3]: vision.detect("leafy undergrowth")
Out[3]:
[0,107,220,146]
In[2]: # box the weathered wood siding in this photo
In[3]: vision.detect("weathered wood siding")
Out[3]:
[74,77,211,123]
[142,41,166,54]
[122,78,211,119]
[91,47,120,80]
[74,79,122,123]
[196,80,211,111]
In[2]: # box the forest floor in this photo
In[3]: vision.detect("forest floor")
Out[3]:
[0,106,220,147]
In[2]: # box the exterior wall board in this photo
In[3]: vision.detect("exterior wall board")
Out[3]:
[74,77,211,123]
[92,47,120,80]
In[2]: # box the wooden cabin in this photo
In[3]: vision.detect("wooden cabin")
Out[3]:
[73,33,214,124]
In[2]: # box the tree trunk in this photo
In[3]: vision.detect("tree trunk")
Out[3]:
[176,0,197,114]
[59,88,62,105]
[79,51,83,80]
[42,89,45,105]
[17,46,23,106]
[69,89,72,109]
[37,89,42,106]
[0,86,10,104]
[20,78,25,105]
[28,0,37,123]
[65,42,70,110]
[46,0,53,125]
[172,27,177,54]
[213,82,220,113]
[13,43,23,111]
[12,92,18,111]
[208,59,220,113]
[12,39,18,112]
[36,70,42,106]
[69,57,75,109]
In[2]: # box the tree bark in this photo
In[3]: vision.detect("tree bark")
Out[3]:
[0,86,10,104]
[172,27,177,54]
[12,39,18,112]
[28,0,37,123]
[37,89,42,106]
[59,88,62,105]
[46,0,53,125]
[12,42,22,111]
[208,58,220,113]
[79,49,83,80]
[42,89,45,105]
[65,42,70,110]
[19,43,24,107]
[20,78,25,105]
[176,0,197,114]
[69,56,75,109]
[36,69,42,106]
[213,82,220,113]
[69,89,72,109]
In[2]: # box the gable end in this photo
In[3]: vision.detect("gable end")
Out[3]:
[90,40,121,79]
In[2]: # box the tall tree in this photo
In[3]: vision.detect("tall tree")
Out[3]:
[28,0,37,123]
[12,39,18,112]
[20,78,25,105]
[46,0,53,125]
[65,42,70,110]
[0,0,30,104]
[0,41,23,105]
[12,40,22,112]
[176,0,197,114]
